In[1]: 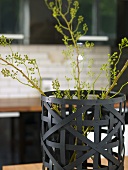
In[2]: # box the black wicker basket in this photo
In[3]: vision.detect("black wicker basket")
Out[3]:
[41,90,126,170]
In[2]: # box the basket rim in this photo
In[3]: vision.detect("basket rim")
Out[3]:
[41,90,126,105]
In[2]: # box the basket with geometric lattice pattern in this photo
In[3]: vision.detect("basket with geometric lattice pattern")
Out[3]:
[41,90,126,170]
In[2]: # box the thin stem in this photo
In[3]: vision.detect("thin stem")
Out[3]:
[104,60,128,98]
[15,78,34,88]
[109,82,128,99]
[92,71,102,95]
[59,9,81,98]
[35,61,42,89]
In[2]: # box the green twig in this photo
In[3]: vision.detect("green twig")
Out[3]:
[0,57,46,96]
[104,60,128,98]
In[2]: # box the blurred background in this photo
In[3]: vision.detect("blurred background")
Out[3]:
[0,0,128,169]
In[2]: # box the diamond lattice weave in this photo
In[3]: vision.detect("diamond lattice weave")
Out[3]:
[41,91,126,170]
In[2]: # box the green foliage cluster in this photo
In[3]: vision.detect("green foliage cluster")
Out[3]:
[45,0,128,99]
[0,35,45,96]
[0,0,128,101]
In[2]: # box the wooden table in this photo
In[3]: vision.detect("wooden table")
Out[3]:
[0,97,42,112]
[2,163,42,170]
[0,97,128,112]
[2,157,128,170]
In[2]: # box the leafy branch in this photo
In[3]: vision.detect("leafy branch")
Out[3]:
[45,0,128,100]
[104,59,128,98]
[0,35,46,96]
[45,0,88,99]
[0,1,128,101]
[0,36,62,115]
[103,37,128,98]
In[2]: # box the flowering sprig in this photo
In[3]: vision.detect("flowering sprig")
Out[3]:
[45,0,128,99]
[0,1,128,100]
[0,35,45,96]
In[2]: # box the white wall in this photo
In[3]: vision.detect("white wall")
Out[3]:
[0,45,110,98]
